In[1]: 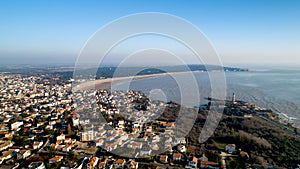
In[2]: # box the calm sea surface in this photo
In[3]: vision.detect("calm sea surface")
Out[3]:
[113,69,300,127]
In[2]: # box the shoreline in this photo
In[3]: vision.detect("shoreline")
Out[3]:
[73,70,204,90]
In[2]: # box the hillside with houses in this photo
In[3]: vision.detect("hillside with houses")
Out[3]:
[0,73,299,169]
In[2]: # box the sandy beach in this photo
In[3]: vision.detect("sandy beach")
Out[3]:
[73,70,199,91]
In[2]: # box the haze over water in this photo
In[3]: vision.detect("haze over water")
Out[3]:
[113,69,300,128]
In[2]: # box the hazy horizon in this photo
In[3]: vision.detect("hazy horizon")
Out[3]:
[1,1,300,67]
[3,61,300,72]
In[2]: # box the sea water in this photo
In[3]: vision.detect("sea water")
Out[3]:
[113,69,300,128]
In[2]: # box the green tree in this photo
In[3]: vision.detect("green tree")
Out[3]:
[49,147,57,157]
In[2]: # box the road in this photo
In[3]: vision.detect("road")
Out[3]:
[258,115,299,137]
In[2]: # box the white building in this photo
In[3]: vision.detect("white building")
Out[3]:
[20,149,31,159]
[11,121,24,130]
[56,133,66,141]
[80,130,95,141]
[33,141,43,150]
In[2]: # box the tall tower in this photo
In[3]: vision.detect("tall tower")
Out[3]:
[232,93,236,103]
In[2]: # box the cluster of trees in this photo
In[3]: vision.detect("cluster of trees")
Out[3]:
[183,105,300,168]
[214,116,300,167]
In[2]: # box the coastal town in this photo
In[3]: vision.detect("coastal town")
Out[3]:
[0,72,299,169]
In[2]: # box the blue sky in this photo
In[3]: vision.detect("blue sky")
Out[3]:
[0,0,299,66]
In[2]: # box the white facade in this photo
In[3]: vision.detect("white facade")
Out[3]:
[11,121,24,130]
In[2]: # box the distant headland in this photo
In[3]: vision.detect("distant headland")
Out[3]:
[0,64,248,78]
